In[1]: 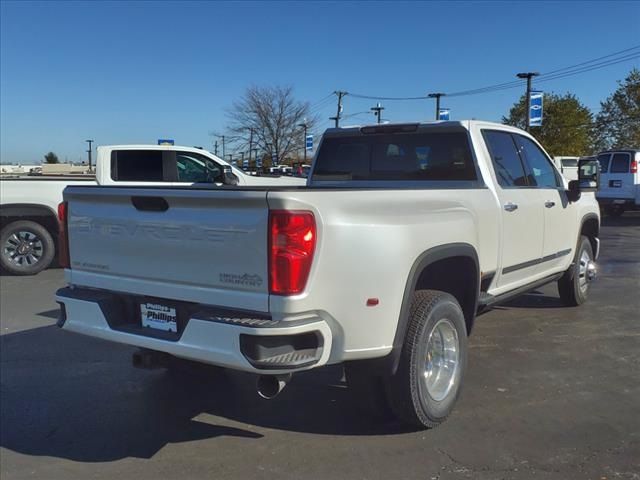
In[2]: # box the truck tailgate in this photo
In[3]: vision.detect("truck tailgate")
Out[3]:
[64,186,270,312]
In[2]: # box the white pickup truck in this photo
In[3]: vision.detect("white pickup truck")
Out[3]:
[55,121,601,428]
[0,145,303,275]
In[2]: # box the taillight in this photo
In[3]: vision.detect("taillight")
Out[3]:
[631,159,637,174]
[269,210,316,295]
[57,201,70,269]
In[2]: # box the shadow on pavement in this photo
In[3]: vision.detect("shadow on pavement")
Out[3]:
[0,263,63,277]
[601,211,640,227]
[36,309,60,320]
[500,291,564,309]
[0,324,408,463]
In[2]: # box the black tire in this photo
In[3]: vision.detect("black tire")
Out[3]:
[385,290,468,429]
[0,220,55,275]
[558,235,594,306]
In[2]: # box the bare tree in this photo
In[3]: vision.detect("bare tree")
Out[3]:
[225,85,317,164]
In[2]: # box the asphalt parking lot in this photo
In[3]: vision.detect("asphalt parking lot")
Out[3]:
[1,214,639,480]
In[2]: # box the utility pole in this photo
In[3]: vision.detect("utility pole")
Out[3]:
[330,91,347,128]
[427,93,445,120]
[85,139,94,171]
[371,103,384,124]
[248,128,254,164]
[298,121,308,162]
[217,135,226,158]
[214,141,219,156]
[516,72,540,132]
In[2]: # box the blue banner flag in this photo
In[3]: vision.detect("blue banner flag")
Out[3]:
[438,109,450,121]
[529,91,543,127]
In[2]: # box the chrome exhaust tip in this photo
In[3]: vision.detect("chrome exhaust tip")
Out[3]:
[256,374,292,399]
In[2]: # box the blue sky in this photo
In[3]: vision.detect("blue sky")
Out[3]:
[1,1,639,163]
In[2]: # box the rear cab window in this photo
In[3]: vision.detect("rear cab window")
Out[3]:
[111,150,225,183]
[110,150,165,182]
[311,126,479,185]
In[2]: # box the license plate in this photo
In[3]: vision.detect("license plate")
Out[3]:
[141,302,177,332]
[610,180,622,188]
[613,199,626,204]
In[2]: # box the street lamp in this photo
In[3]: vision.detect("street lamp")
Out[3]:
[516,72,540,131]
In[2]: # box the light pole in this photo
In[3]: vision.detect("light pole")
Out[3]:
[86,139,94,171]
[298,121,308,163]
[428,93,445,120]
[516,72,540,132]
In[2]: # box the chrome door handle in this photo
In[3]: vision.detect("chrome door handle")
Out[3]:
[504,202,518,212]
[545,201,556,208]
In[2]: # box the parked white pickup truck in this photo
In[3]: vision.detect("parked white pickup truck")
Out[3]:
[56,121,601,428]
[0,145,303,275]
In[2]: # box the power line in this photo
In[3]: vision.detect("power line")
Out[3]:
[535,54,640,84]
[448,46,640,97]
[309,93,335,108]
[348,92,427,101]
[342,111,372,119]
[344,46,640,101]
[541,45,640,77]
[308,94,336,114]
[310,98,334,112]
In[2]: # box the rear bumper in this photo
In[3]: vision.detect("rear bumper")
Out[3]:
[597,197,639,208]
[56,287,333,374]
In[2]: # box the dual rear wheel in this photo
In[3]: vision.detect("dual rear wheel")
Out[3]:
[346,290,468,429]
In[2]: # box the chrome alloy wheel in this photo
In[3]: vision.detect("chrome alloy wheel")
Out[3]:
[3,231,44,267]
[423,318,460,402]
[578,249,596,293]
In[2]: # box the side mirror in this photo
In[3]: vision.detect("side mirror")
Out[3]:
[578,157,600,192]
[567,158,600,202]
[222,166,239,186]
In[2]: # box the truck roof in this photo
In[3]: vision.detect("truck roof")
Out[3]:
[323,120,522,135]
[99,144,215,154]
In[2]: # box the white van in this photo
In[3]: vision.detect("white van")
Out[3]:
[553,156,580,181]
[596,149,640,216]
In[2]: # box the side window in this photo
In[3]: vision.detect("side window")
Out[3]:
[610,153,630,173]
[597,154,611,173]
[176,153,223,183]
[110,150,164,181]
[513,135,560,188]
[483,130,528,188]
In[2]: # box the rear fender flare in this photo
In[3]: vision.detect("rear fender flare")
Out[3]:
[387,243,479,375]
